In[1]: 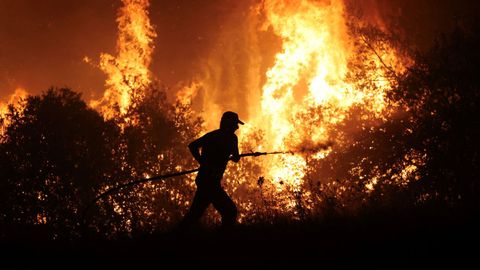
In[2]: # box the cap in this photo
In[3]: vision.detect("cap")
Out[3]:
[221,111,244,125]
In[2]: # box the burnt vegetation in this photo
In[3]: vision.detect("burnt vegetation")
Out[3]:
[1,23,479,265]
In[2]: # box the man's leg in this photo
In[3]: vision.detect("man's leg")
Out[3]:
[179,186,210,229]
[212,187,237,227]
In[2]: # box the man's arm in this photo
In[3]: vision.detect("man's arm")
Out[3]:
[188,137,204,165]
[230,135,240,163]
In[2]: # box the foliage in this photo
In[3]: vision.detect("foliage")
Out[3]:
[0,84,203,239]
[303,22,480,217]
[391,23,480,209]
[87,84,203,237]
[0,88,123,238]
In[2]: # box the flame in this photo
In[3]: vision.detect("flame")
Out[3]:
[0,87,28,116]
[171,0,411,203]
[254,0,348,187]
[176,81,202,106]
[90,0,156,120]
[0,87,28,133]
[244,0,405,190]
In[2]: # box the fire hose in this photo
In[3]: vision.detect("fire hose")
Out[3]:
[82,151,291,225]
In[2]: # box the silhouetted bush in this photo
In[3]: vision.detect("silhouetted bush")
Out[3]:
[0,88,123,238]
[391,23,480,211]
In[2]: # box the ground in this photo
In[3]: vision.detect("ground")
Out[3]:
[1,211,478,267]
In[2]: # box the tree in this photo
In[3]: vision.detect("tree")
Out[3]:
[391,23,480,211]
[88,84,204,236]
[0,88,123,238]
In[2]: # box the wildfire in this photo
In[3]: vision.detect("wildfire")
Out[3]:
[0,87,28,134]
[90,0,156,120]
[235,0,408,191]
[90,0,422,227]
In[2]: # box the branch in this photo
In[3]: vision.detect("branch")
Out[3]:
[360,35,400,81]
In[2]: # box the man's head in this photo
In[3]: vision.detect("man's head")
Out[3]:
[220,111,244,132]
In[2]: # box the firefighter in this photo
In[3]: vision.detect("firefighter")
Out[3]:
[179,111,244,229]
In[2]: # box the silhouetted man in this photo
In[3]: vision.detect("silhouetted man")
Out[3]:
[180,111,244,229]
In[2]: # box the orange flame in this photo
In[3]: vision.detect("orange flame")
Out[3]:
[176,0,414,205]
[0,87,27,116]
[241,0,405,189]
[0,87,28,133]
[90,0,156,120]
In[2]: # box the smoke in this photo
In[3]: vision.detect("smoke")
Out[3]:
[344,0,480,51]
[170,0,271,129]
[289,140,334,155]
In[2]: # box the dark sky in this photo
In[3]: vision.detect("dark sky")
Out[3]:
[0,0,118,100]
[351,0,480,50]
[1,0,478,102]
